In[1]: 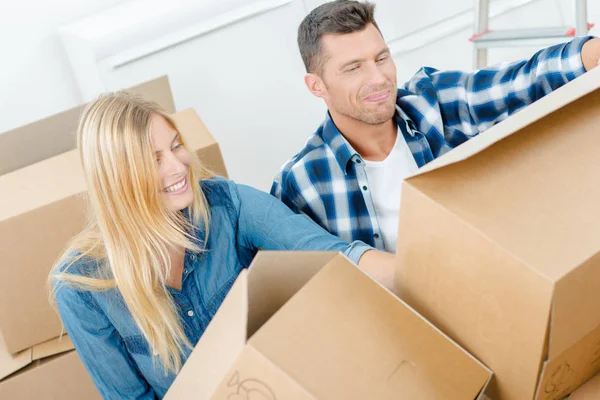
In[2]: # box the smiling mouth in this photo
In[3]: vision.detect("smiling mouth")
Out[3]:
[164,177,188,195]
[364,90,390,103]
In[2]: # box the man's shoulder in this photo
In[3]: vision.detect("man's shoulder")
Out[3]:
[276,126,331,180]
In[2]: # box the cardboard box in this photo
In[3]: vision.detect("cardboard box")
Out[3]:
[395,67,600,400]
[165,251,492,399]
[569,373,600,399]
[0,105,228,354]
[0,333,100,399]
[0,76,176,177]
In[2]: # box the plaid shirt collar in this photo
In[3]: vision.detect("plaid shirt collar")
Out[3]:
[320,97,417,174]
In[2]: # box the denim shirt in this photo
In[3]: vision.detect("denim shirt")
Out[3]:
[55,178,371,399]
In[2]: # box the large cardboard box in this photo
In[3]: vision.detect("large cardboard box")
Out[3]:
[395,67,600,400]
[166,251,493,399]
[0,333,101,399]
[0,105,228,354]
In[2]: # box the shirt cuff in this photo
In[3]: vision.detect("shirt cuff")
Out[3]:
[343,240,374,265]
[568,35,596,77]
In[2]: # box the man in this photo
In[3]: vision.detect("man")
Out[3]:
[271,0,600,252]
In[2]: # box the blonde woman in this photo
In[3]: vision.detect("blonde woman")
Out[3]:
[50,92,394,399]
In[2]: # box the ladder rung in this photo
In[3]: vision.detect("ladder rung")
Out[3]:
[471,27,575,49]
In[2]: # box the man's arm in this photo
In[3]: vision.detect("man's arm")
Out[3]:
[357,249,395,291]
[404,36,595,141]
[581,37,600,71]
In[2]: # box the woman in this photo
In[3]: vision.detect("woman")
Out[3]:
[50,92,394,399]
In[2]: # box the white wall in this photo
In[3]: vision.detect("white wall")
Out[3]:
[0,0,127,135]
[1,0,599,191]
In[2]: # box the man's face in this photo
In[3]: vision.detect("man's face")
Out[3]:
[315,23,397,125]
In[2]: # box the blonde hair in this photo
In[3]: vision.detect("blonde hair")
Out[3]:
[49,92,212,373]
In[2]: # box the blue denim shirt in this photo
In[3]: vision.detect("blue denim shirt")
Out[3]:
[55,178,371,399]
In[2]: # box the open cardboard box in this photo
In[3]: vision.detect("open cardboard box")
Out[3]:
[395,66,600,399]
[166,251,493,399]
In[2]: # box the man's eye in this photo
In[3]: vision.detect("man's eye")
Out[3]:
[377,56,388,63]
[173,142,183,150]
[347,65,360,73]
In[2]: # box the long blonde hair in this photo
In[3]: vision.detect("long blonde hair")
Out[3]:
[49,92,212,373]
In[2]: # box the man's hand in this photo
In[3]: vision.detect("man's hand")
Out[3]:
[357,249,396,292]
[581,37,600,71]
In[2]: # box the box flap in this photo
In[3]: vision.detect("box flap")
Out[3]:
[165,270,250,400]
[31,335,74,361]
[165,252,337,399]
[0,332,32,382]
[170,109,228,178]
[250,254,492,399]
[212,345,316,400]
[0,76,175,177]
[535,322,600,400]
[246,251,339,338]
[402,86,600,283]
[407,66,600,180]
[549,251,600,361]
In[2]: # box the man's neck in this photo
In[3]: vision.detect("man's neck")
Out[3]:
[330,111,397,162]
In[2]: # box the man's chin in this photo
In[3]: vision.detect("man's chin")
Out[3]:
[359,108,396,125]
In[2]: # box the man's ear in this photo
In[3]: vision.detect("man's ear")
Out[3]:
[304,73,328,99]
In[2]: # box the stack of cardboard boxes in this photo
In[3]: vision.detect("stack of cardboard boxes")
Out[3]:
[0,76,228,398]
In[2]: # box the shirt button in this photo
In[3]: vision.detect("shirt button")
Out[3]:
[362,186,368,191]
[187,310,194,317]
[183,268,188,274]
[356,159,362,164]
[190,254,196,260]
[373,233,380,239]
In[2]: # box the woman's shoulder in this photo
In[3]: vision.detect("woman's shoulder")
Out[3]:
[199,177,240,208]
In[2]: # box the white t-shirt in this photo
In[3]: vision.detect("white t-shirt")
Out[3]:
[364,128,418,253]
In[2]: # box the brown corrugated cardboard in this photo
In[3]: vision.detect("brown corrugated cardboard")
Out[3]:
[570,373,600,399]
[0,333,31,381]
[0,350,100,399]
[0,107,228,354]
[166,251,492,400]
[395,67,600,400]
[31,335,74,361]
[170,108,229,177]
[0,76,176,177]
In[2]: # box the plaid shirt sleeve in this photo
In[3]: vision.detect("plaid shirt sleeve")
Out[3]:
[402,36,590,148]
[271,163,324,228]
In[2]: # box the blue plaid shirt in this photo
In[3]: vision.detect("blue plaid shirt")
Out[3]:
[271,37,592,251]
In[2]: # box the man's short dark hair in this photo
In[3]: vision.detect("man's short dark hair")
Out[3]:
[298,0,380,74]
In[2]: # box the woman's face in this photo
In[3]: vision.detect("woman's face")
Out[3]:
[150,114,194,212]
